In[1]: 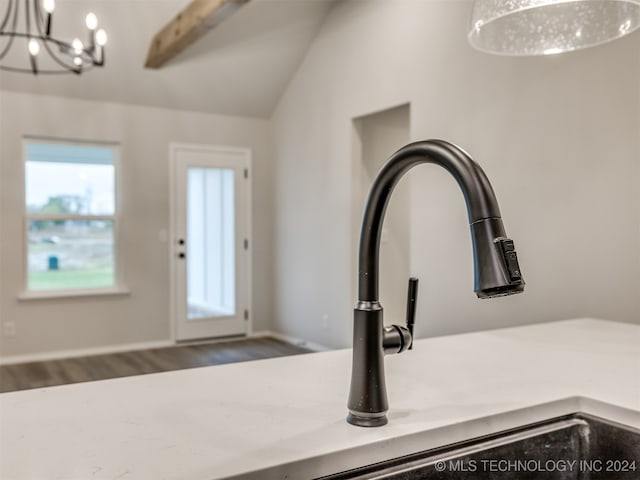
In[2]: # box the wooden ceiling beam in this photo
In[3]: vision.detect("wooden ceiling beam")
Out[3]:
[145,0,250,69]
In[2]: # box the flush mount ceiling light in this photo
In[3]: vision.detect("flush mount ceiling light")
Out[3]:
[0,0,107,74]
[468,0,640,56]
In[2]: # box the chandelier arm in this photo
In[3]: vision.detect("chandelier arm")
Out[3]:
[33,0,44,34]
[27,0,37,73]
[0,34,16,61]
[0,0,15,32]
[0,64,74,73]
[32,3,46,39]
[0,0,20,61]
[25,0,32,37]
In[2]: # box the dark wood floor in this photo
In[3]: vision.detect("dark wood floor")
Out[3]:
[0,337,311,393]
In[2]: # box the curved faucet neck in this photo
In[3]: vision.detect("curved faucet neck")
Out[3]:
[357,139,502,302]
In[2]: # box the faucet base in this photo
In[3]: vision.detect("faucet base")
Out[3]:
[347,411,388,427]
[347,305,389,427]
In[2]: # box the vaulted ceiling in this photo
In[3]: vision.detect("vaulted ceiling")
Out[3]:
[0,0,337,118]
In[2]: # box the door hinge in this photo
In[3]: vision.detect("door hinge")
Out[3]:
[244,309,249,321]
[244,168,249,179]
[244,238,249,250]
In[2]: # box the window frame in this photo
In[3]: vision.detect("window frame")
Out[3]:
[20,136,127,299]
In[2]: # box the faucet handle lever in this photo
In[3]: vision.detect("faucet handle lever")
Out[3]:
[406,277,419,350]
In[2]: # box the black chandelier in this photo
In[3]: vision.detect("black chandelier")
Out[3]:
[0,0,107,74]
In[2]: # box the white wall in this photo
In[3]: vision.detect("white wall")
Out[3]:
[354,105,410,325]
[0,91,272,358]
[271,0,640,349]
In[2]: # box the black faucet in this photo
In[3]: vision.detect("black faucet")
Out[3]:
[347,139,525,427]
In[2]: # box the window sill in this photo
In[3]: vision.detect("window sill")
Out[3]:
[18,287,131,301]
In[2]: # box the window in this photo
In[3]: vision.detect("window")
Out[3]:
[187,167,236,318]
[24,139,120,293]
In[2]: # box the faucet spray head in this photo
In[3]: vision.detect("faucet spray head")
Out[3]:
[471,218,524,299]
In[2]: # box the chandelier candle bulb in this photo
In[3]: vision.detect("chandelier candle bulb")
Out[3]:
[96,29,107,46]
[72,38,83,55]
[42,0,54,14]
[27,39,39,56]
[86,13,98,48]
[95,29,107,66]
[85,13,98,30]
[42,0,54,35]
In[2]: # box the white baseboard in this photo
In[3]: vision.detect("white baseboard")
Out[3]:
[0,339,174,366]
[251,330,330,352]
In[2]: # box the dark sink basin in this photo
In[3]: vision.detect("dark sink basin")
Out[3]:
[318,413,640,480]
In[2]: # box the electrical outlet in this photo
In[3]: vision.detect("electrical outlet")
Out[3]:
[3,321,16,337]
[322,314,329,330]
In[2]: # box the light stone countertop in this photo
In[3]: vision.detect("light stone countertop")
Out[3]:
[0,318,639,479]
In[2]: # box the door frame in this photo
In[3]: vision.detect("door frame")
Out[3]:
[169,143,253,342]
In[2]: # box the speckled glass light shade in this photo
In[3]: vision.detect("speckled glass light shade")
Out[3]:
[468,0,640,56]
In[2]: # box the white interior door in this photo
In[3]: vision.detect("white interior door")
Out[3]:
[171,144,251,341]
